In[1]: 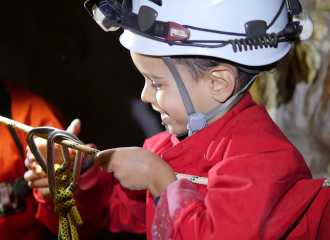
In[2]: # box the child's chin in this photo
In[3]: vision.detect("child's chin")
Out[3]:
[169,127,187,136]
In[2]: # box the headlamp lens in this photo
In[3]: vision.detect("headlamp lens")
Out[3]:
[93,4,106,21]
[84,0,122,32]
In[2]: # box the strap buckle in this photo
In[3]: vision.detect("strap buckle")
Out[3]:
[187,113,207,136]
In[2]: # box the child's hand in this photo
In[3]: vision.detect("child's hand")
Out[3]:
[94,147,177,197]
[24,170,53,201]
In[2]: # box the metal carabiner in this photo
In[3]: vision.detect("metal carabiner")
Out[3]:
[26,127,59,173]
[26,127,84,197]
[47,130,83,197]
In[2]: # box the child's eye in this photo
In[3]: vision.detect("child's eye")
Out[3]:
[151,81,162,89]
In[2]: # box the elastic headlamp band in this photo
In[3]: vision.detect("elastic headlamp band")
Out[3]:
[84,0,296,45]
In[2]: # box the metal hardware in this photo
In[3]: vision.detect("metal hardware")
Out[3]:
[26,127,84,197]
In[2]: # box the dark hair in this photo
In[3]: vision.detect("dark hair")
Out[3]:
[172,56,256,89]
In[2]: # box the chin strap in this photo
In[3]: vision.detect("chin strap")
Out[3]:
[161,57,195,116]
[204,74,257,121]
[162,57,257,136]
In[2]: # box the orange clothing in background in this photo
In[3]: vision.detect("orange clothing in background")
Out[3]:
[0,79,65,240]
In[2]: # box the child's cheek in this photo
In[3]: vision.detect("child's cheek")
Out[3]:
[156,91,169,110]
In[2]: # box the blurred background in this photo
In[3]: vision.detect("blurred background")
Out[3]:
[0,0,162,152]
[0,1,329,175]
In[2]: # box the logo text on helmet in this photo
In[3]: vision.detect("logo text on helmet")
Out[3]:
[166,22,190,41]
[171,28,188,38]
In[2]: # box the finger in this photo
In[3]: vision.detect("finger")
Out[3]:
[66,119,81,136]
[94,149,117,166]
[26,150,33,163]
[28,178,49,188]
[25,158,31,169]
[24,170,47,182]
[26,151,37,168]
[28,161,37,171]
[100,162,113,173]
[35,164,43,174]
[24,157,37,170]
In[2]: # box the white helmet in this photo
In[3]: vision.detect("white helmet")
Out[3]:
[85,0,314,68]
[85,0,314,135]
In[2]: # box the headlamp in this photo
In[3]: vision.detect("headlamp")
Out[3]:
[85,0,123,32]
[293,9,314,41]
[84,0,190,41]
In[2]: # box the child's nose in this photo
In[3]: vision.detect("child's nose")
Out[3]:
[141,82,156,104]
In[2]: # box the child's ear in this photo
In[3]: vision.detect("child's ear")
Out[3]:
[209,65,236,103]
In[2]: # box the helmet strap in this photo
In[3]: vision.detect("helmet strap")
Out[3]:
[205,74,257,122]
[162,57,195,116]
[162,57,257,136]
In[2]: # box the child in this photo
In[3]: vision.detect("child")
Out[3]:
[25,0,330,239]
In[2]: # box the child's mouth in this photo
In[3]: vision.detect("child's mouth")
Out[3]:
[161,113,169,122]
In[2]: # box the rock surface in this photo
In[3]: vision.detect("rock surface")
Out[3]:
[250,5,330,178]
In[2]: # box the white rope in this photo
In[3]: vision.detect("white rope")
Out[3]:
[322,178,330,187]
[175,176,330,187]
[175,173,208,185]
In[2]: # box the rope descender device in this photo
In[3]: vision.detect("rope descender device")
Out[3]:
[26,127,84,240]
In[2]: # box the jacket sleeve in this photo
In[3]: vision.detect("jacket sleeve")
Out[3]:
[152,148,324,240]
[73,164,147,234]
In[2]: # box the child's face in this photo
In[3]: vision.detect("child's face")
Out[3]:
[131,51,211,136]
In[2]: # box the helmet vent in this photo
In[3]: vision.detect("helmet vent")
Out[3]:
[149,0,162,6]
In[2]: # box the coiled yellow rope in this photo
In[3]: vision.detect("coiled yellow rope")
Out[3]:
[53,164,83,240]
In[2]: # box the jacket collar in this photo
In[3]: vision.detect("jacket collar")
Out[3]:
[162,92,256,173]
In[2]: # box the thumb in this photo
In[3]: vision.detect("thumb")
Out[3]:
[94,149,116,166]
[66,119,81,136]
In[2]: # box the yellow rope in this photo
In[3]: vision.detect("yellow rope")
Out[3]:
[53,164,83,240]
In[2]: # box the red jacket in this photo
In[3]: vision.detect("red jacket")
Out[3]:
[0,80,64,240]
[35,92,330,239]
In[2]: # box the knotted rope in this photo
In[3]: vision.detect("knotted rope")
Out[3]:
[53,164,83,240]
